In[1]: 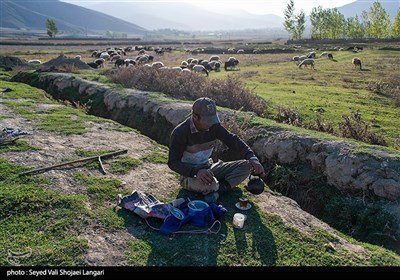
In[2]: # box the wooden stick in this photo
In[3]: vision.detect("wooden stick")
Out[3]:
[19,149,128,176]
[98,156,106,174]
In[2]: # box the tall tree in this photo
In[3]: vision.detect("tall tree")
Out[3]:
[294,10,306,40]
[327,8,345,39]
[367,1,391,38]
[310,6,325,39]
[391,8,400,38]
[346,15,365,38]
[283,0,295,38]
[283,0,306,40]
[45,18,58,38]
[361,10,371,38]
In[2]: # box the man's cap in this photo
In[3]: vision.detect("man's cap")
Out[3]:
[192,97,220,125]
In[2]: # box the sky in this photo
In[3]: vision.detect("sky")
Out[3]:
[62,0,359,17]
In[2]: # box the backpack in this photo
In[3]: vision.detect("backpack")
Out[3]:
[117,190,227,235]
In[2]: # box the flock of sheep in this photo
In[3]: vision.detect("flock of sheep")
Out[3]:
[292,48,363,70]
[26,44,364,74]
[67,46,241,77]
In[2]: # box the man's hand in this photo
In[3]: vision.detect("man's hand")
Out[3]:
[196,169,215,185]
[249,159,265,176]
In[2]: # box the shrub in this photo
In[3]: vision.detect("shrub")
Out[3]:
[367,77,400,107]
[275,105,302,126]
[306,112,334,133]
[322,196,399,246]
[106,66,268,117]
[338,110,386,146]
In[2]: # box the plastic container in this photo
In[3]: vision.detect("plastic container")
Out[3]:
[187,200,209,215]
[232,213,246,229]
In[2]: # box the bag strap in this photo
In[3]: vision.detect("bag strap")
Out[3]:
[144,217,221,235]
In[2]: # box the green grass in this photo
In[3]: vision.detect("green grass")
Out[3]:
[74,149,141,174]
[74,171,124,206]
[0,158,90,266]
[141,144,169,164]
[0,139,40,153]
[230,49,400,148]
[110,156,141,174]
[0,80,55,103]
[122,187,400,266]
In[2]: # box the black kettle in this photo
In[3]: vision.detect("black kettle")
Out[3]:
[246,174,265,195]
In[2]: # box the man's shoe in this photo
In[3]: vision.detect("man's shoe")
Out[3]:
[203,191,219,204]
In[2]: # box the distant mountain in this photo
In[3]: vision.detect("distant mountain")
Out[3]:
[337,0,399,21]
[0,0,147,36]
[59,1,285,31]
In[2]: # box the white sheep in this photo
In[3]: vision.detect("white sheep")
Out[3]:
[320,52,333,59]
[99,52,110,60]
[298,55,308,61]
[307,51,316,58]
[209,55,220,62]
[298,58,315,69]
[111,55,122,62]
[28,59,42,64]
[192,65,209,76]
[94,58,105,68]
[319,52,329,58]
[151,61,164,69]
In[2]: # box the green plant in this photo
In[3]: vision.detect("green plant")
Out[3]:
[45,18,58,38]
[338,110,386,146]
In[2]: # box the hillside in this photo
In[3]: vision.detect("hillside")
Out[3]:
[59,1,285,31]
[337,0,399,21]
[0,0,147,36]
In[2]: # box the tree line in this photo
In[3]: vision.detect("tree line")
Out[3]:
[284,0,400,40]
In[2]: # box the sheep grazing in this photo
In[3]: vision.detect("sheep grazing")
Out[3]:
[94,58,105,68]
[115,58,125,68]
[298,58,315,69]
[28,59,42,64]
[307,51,316,59]
[319,52,329,58]
[87,62,99,69]
[352,57,362,70]
[124,59,136,67]
[151,61,164,69]
[74,55,81,60]
[320,52,333,59]
[209,55,220,62]
[224,58,239,71]
[111,55,122,62]
[209,60,221,72]
[192,65,209,77]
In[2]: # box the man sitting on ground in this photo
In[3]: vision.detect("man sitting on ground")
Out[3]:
[167,97,264,203]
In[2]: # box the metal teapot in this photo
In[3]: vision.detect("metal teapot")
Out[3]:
[246,173,265,195]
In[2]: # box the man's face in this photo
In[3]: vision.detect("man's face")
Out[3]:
[193,114,213,131]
